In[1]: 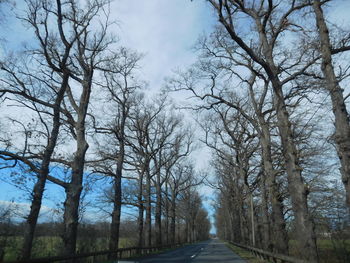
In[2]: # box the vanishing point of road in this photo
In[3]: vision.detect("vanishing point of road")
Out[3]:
[120,239,246,263]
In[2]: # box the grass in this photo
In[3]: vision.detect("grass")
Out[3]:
[290,239,350,263]
[1,236,134,261]
[225,239,350,263]
[102,242,190,263]
[224,242,268,263]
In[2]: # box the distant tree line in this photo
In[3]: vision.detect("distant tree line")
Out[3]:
[0,0,210,261]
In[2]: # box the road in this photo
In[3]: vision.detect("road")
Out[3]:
[119,239,246,263]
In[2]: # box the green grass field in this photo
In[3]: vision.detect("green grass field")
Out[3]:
[1,236,134,261]
[225,239,350,263]
[224,242,267,263]
[288,239,350,263]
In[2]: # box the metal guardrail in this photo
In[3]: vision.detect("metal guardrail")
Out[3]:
[3,243,184,263]
[229,241,308,263]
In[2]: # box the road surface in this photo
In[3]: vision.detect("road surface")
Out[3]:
[119,239,246,263]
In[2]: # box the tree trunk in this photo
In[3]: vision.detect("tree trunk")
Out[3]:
[239,200,248,244]
[145,170,152,247]
[108,143,124,255]
[258,19,317,261]
[62,127,88,256]
[177,217,181,243]
[273,82,318,262]
[170,190,176,244]
[164,181,169,245]
[155,170,162,246]
[191,220,195,243]
[260,124,289,254]
[62,175,83,256]
[249,195,255,247]
[259,174,271,250]
[313,0,350,219]
[137,173,144,248]
[270,181,288,253]
[20,174,47,259]
[20,74,69,259]
[185,221,189,243]
[231,195,242,243]
[62,77,91,256]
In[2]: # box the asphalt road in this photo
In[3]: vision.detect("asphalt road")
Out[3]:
[119,239,246,263]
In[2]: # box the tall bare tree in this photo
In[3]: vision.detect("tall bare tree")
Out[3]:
[31,0,115,256]
[127,97,167,247]
[312,0,350,219]
[204,1,319,260]
[151,113,193,246]
[91,48,143,254]
[0,0,85,257]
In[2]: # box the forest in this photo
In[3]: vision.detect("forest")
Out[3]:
[0,0,350,263]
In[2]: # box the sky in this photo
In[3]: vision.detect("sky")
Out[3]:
[1,0,350,234]
[110,0,215,90]
[109,1,218,232]
[0,0,217,230]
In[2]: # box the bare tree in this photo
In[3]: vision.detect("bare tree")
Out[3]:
[28,0,115,256]
[198,1,319,260]
[0,0,83,257]
[167,161,200,244]
[151,113,193,246]
[91,48,143,254]
[127,97,167,247]
[312,0,350,220]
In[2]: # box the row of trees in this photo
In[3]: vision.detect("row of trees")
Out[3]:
[167,0,350,262]
[0,0,210,260]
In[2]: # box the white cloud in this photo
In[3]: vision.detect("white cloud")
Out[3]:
[0,200,60,222]
[110,0,214,91]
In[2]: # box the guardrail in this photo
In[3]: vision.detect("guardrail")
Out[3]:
[229,241,308,263]
[3,243,184,263]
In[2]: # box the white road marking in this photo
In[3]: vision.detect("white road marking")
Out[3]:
[191,247,204,259]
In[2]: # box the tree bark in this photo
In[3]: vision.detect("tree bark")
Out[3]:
[260,124,289,254]
[170,189,176,244]
[137,172,144,249]
[62,174,84,256]
[259,173,271,250]
[62,75,91,256]
[145,169,152,247]
[164,181,169,245]
[248,73,289,254]
[313,0,350,219]
[257,12,318,262]
[20,74,69,259]
[273,81,318,262]
[62,127,88,255]
[155,169,162,246]
[108,142,124,255]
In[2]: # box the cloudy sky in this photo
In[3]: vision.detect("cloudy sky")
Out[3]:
[110,0,215,90]
[0,0,217,225]
[1,0,350,231]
